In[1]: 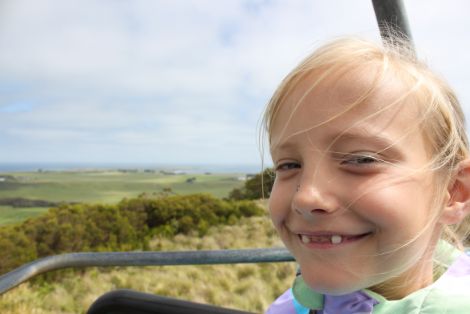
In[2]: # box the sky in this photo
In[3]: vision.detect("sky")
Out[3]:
[0,0,469,167]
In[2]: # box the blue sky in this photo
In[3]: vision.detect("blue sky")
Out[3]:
[1,0,469,166]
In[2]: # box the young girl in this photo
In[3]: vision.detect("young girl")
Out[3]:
[264,36,470,313]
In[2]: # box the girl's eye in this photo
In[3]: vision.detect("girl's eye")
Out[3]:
[341,153,381,166]
[275,162,301,172]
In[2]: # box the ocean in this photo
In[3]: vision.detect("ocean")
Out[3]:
[0,162,265,174]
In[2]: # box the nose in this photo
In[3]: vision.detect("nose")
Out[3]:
[292,180,339,218]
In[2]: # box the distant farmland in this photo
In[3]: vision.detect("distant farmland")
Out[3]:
[0,169,246,226]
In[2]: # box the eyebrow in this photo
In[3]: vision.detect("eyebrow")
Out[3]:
[332,129,395,147]
[329,127,406,160]
[271,127,402,157]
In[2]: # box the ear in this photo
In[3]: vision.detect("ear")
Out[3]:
[440,159,470,225]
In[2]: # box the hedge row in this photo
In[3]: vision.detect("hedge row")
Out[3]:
[0,193,264,275]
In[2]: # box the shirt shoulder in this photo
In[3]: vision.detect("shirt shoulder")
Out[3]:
[372,252,470,313]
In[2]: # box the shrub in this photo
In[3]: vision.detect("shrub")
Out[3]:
[228,168,275,200]
[0,193,263,275]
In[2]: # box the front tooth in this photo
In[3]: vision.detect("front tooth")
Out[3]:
[331,235,342,244]
[301,235,311,243]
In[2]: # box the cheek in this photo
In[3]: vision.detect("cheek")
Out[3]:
[354,182,433,229]
[268,181,291,227]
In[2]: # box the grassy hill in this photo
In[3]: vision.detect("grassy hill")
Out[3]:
[0,168,290,313]
[0,216,295,314]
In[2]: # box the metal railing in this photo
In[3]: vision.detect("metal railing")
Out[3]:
[0,247,295,295]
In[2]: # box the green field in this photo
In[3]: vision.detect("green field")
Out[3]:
[0,170,246,226]
[0,206,50,226]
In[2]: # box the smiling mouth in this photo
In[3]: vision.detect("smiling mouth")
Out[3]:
[298,232,372,245]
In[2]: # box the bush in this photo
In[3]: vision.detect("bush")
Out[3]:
[228,168,275,200]
[0,227,37,274]
[0,193,264,275]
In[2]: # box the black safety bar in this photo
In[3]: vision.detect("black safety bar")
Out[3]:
[371,0,415,49]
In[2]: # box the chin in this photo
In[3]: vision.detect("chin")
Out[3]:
[301,270,367,296]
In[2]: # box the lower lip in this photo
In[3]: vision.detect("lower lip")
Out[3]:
[298,233,372,249]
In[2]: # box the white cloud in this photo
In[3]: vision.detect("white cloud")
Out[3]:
[1,0,469,165]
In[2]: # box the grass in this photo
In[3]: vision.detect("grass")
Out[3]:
[0,216,295,314]
[0,169,284,313]
[0,206,50,226]
[0,170,245,226]
[0,170,244,202]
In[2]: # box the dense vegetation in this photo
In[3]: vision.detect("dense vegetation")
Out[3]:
[0,169,284,313]
[0,216,295,314]
[228,168,275,200]
[0,193,263,275]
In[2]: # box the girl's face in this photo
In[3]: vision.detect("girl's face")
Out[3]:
[269,70,444,299]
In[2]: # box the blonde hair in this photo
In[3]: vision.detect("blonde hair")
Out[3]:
[263,36,470,249]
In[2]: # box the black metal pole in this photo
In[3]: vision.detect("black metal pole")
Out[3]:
[371,0,415,50]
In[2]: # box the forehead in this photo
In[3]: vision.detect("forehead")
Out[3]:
[270,66,421,149]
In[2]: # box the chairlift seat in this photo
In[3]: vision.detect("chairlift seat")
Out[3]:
[87,289,255,314]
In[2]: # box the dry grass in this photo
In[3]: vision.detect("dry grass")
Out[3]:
[0,216,296,313]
